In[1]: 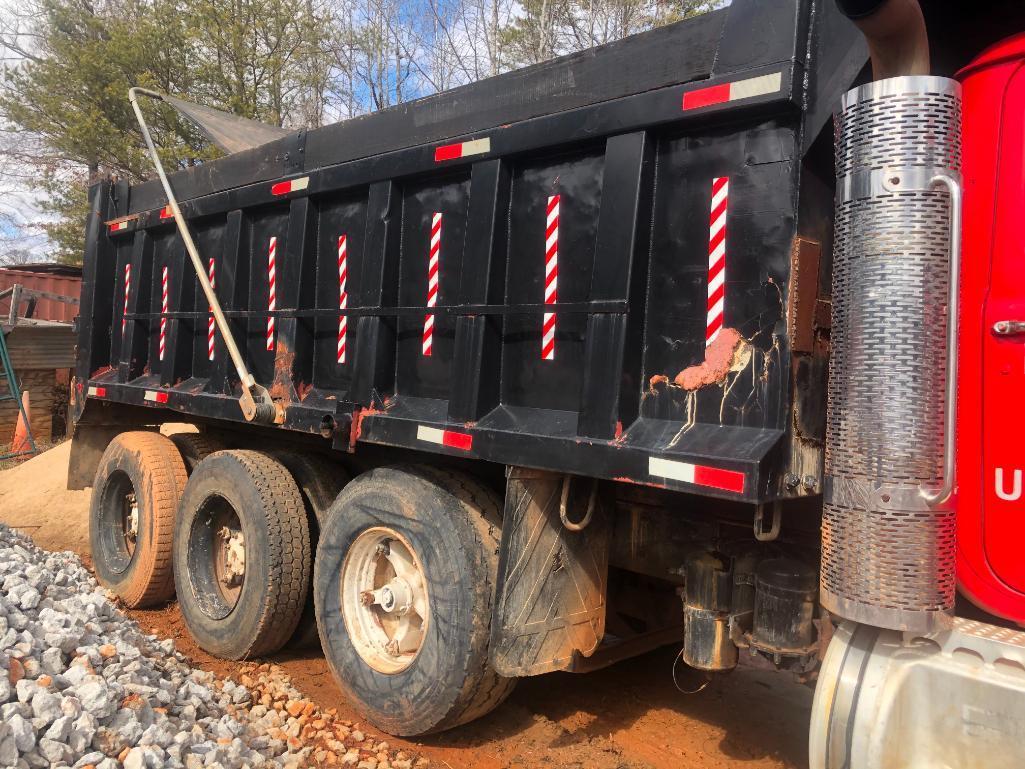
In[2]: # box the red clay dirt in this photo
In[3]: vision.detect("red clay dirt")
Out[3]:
[3,444,813,769]
[674,328,745,390]
[124,598,812,769]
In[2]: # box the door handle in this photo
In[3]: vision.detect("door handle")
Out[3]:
[993,320,1025,336]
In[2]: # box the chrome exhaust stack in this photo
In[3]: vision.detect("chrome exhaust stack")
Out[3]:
[822,75,962,634]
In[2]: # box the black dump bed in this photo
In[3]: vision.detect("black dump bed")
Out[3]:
[74,0,866,504]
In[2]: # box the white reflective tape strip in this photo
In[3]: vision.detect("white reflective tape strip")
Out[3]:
[709,210,727,241]
[711,183,729,212]
[87,386,101,396]
[707,296,725,325]
[416,425,446,445]
[290,176,309,192]
[460,138,490,157]
[707,267,726,296]
[649,457,696,484]
[729,72,782,101]
[144,390,161,402]
[709,239,726,268]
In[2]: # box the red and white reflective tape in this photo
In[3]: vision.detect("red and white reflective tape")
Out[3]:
[159,266,169,361]
[416,425,473,451]
[270,176,309,196]
[423,213,442,356]
[121,263,131,336]
[144,390,169,404]
[649,457,745,494]
[682,72,782,111]
[207,258,216,361]
[266,236,277,351]
[542,195,559,361]
[87,386,107,398]
[706,176,729,346]
[434,138,491,163]
[337,234,349,364]
[109,220,129,233]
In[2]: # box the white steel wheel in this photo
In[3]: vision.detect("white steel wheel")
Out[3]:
[314,465,516,736]
[340,527,430,674]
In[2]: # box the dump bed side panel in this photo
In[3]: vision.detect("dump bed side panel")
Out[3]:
[75,0,865,504]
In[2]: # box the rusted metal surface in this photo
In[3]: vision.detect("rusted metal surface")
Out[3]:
[787,238,822,354]
[0,268,81,323]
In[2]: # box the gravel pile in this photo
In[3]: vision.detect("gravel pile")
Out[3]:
[0,525,428,769]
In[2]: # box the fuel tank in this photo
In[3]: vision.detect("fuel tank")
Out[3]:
[810,619,1025,769]
[956,33,1025,625]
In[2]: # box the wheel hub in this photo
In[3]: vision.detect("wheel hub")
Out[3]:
[208,504,245,608]
[341,528,430,673]
[365,577,414,615]
[122,492,139,556]
[218,525,246,586]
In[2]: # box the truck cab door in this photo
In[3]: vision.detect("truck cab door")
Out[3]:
[958,37,1025,622]
[980,61,1025,596]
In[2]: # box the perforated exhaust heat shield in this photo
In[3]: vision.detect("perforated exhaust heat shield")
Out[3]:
[823,76,962,633]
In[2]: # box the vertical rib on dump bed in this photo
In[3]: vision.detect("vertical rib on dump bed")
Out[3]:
[74,0,866,504]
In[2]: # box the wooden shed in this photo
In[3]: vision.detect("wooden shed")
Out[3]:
[0,320,76,447]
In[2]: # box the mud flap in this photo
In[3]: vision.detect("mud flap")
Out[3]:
[490,467,612,677]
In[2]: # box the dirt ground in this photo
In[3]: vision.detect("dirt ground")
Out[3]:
[0,444,813,769]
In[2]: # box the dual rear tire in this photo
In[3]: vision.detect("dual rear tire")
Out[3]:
[172,450,311,659]
[91,434,314,658]
[90,434,513,734]
[90,432,187,608]
[314,466,515,735]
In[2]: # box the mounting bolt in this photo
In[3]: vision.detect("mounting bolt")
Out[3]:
[374,542,390,560]
[803,475,818,491]
[784,473,801,490]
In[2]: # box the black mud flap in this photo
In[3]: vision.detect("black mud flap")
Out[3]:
[490,467,612,677]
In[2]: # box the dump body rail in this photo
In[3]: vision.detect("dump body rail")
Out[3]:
[73,0,865,503]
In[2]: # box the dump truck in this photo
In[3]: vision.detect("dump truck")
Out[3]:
[68,0,1025,764]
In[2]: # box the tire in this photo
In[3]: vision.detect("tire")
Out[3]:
[314,465,516,736]
[272,451,349,649]
[173,450,310,659]
[169,432,224,475]
[90,431,188,608]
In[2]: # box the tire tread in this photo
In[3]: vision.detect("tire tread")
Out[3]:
[93,431,187,607]
[231,450,311,657]
[413,468,515,731]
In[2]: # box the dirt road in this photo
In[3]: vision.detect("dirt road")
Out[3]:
[0,445,813,769]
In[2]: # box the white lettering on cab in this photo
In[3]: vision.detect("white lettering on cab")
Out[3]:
[995,468,1023,502]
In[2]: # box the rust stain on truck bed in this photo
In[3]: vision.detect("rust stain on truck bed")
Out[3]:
[673,328,750,390]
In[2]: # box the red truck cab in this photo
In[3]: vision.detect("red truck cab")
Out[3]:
[957,33,1025,625]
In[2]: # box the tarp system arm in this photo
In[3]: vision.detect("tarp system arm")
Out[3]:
[128,87,278,424]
